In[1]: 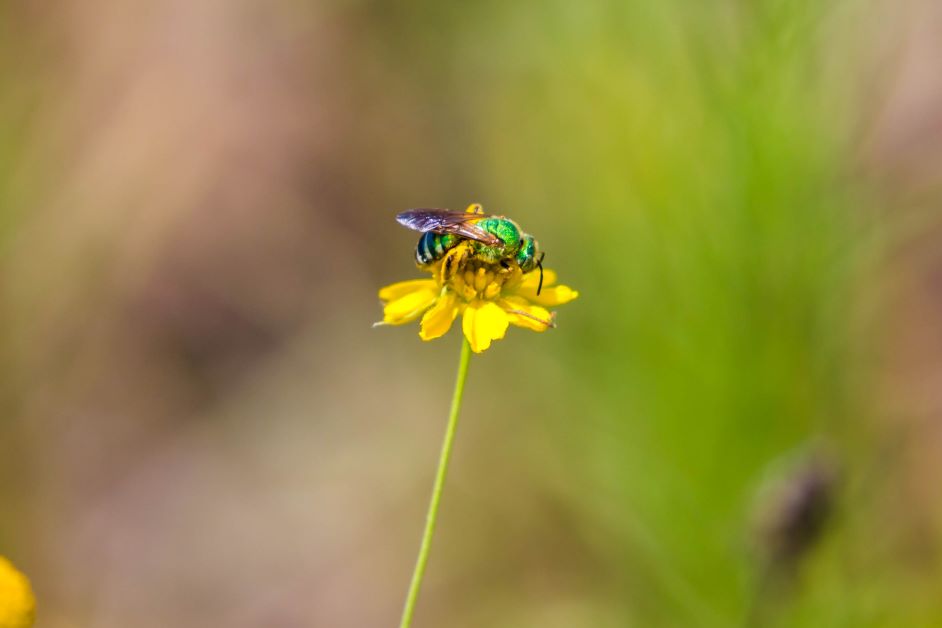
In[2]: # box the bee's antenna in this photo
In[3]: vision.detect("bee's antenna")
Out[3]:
[536,252,546,296]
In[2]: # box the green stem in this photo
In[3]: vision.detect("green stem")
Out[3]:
[399,337,473,628]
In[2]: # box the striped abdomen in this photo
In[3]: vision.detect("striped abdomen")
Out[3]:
[415,232,460,265]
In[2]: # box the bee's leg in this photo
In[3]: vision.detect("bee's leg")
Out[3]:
[440,243,470,284]
[465,203,484,215]
[507,309,557,329]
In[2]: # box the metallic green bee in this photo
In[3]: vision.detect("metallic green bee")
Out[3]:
[396,204,546,294]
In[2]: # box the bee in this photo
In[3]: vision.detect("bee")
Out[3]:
[396,204,547,294]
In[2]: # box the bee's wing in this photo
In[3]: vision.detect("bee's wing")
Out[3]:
[396,209,501,246]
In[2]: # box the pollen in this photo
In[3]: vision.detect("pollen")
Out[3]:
[473,268,488,292]
[446,259,516,302]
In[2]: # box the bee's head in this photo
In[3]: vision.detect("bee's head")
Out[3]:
[515,235,539,272]
[515,235,546,295]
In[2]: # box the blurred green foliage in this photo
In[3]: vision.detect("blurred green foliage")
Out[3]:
[364,1,937,626]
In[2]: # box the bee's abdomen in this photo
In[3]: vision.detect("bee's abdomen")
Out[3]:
[415,232,459,265]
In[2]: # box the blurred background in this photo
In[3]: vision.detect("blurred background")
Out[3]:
[1,1,942,626]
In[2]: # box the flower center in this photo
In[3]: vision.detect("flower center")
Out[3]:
[446,259,520,302]
[439,249,523,302]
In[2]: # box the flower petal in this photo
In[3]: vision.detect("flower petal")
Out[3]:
[500,296,555,332]
[382,287,438,325]
[419,292,458,340]
[513,282,579,307]
[379,278,437,302]
[462,300,509,352]
[519,268,557,290]
[0,556,35,628]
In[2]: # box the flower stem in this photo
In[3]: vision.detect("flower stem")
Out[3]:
[399,337,473,628]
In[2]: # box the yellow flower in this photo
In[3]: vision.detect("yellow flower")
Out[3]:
[0,556,35,628]
[377,242,578,352]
